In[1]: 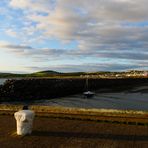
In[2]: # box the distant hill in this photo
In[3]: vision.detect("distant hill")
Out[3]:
[32,70,61,75]
[0,72,16,78]
[0,72,12,75]
[31,71,86,77]
[0,70,86,78]
[0,70,62,78]
[36,70,60,74]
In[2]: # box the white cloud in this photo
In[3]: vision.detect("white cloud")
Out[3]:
[8,0,148,47]
[9,0,53,13]
[0,40,10,46]
[2,0,148,72]
[21,0,148,49]
[5,29,17,37]
[26,61,148,73]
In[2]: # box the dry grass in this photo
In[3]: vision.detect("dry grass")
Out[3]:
[1,104,148,115]
[0,115,148,148]
[0,104,148,125]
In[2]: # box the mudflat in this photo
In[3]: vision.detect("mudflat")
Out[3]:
[0,115,148,148]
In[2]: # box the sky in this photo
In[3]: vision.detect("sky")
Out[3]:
[0,0,148,73]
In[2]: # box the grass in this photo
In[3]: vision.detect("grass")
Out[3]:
[0,104,148,125]
[0,104,148,116]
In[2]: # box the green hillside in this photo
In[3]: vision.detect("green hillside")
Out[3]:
[0,70,147,78]
[31,70,61,76]
[0,70,85,78]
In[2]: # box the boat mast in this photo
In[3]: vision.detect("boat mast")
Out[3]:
[86,75,89,91]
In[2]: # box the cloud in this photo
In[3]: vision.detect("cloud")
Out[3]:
[5,29,17,37]
[0,42,68,59]
[8,0,148,47]
[26,62,147,73]
[22,0,148,50]
[0,0,148,72]
[1,41,148,62]
[1,40,148,72]
[9,0,54,13]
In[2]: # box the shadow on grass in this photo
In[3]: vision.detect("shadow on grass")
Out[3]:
[32,131,148,141]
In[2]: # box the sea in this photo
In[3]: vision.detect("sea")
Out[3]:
[0,78,9,85]
[0,78,23,85]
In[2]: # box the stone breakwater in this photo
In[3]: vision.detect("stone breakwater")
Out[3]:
[0,78,148,101]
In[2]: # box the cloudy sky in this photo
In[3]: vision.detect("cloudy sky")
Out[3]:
[0,0,148,73]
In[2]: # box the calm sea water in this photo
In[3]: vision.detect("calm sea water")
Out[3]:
[0,78,23,85]
[0,78,8,85]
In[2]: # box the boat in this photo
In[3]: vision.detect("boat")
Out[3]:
[83,91,95,98]
[83,75,95,98]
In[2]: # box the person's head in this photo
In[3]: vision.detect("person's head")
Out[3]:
[22,105,28,110]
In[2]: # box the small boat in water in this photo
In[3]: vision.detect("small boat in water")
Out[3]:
[83,75,95,98]
[83,91,95,98]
